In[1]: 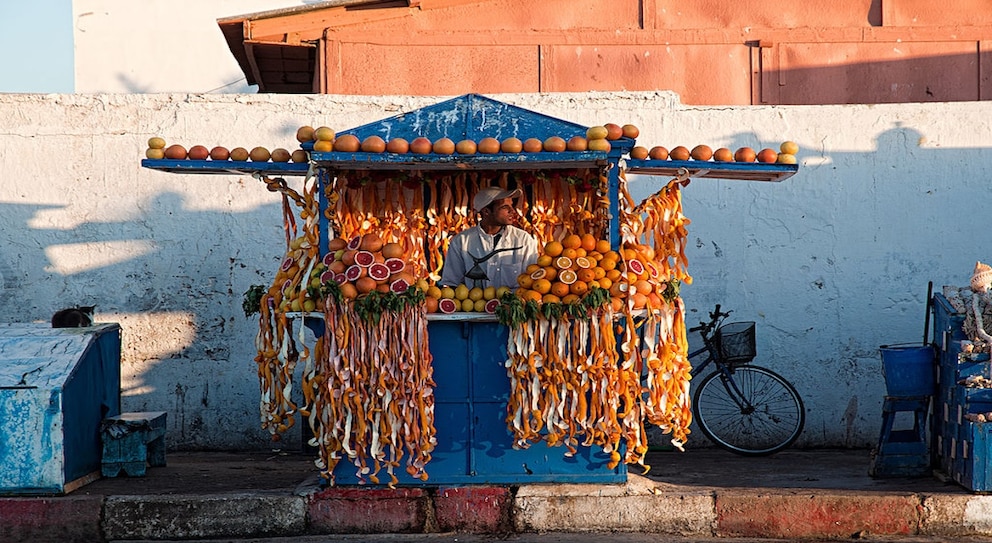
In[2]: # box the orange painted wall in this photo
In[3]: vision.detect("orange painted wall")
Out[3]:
[245,0,992,104]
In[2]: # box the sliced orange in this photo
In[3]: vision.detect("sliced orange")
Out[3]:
[530,268,547,280]
[554,256,573,270]
[574,256,593,269]
[526,263,541,274]
[558,269,578,285]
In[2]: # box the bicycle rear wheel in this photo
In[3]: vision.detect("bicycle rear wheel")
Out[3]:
[693,365,805,456]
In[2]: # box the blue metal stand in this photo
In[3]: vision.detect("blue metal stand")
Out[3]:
[869,396,931,477]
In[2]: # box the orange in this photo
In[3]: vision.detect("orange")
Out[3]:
[562,294,581,305]
[610,297,624,312]
[577,268,596,283]
[563,234,582,250]
[544,241,564,257]
[523,289,543,303]
[569,280,589,296]
[574,248,587,258]
[599,258,617,271]
[606,269,622,282]
[598,276,613,290]
[633,279,653,295]
[339,282,358,299]
[593,266,606,280]
[562,248,578,260]
[537,255,553,267]
[631,293,648,309]
[533,279,552,295]
[580,233,598,252]
[551,282,570,298]
[517,274,534,289]
[595,239,612,254]
[542,293,562,304]
[526,263,542,274]
[542,267,558,281]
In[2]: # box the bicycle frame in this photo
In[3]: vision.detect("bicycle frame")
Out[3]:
[689,322,754,414]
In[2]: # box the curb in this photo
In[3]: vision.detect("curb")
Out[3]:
[5,474,992,541]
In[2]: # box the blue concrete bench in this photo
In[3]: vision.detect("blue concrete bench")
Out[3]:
[101,411,167,477]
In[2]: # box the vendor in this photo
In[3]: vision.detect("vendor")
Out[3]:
[440,186,538,289]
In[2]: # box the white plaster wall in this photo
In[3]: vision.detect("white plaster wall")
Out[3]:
[0,91,982,450]
[72,0,303,93]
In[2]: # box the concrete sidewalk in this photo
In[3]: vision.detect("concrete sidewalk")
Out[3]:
[2,447,991,542]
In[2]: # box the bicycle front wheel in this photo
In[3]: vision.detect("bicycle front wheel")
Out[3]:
[693,365,805,456]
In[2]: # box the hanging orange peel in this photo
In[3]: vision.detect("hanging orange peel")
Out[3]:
[250,163,693,483]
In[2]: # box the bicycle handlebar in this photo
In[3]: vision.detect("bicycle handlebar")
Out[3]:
[691,304,733,336]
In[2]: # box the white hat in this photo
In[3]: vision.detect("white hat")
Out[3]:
[473,186,521,212]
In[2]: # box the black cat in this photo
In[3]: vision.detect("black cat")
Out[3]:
[51,305,96,328]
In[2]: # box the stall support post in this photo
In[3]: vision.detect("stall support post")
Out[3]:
[318,168,332,256]
[607,148,624,249]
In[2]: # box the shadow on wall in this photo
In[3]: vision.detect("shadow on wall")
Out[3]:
[0,186,286,447]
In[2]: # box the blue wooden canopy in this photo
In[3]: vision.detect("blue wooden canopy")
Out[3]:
[338,93,591,143]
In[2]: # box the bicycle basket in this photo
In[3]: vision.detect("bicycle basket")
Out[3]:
[714,321,756,365]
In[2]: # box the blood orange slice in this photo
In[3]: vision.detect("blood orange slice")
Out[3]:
[322,252,336,267]
[368,263,391,283]
[627,259,645,276]
[333,273,347,284]
[384,257,405,274]
[484,299,500,313]
[354,250,376,267]
[438,298,458,314]
[320,270,336,284]
[390,277,410,293]
[346,235,362,251]
[345,265,364,282]
[280,257,295,272]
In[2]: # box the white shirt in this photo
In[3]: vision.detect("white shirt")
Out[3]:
[440,225,539,290]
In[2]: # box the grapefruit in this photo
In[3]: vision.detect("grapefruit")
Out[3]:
[603,123,623,140]
[209,146,230,161]
[690,145,713,161]
[780,141,799,155]
[756,148,778,163]
[386,138,410,154]
[566,136,588,151]
[477,137,501,154]
[361,136,387,153]
[147,137,166,149]
[438,298,458,314]
[669,146,690,161]
[381,242,404,259]
[433,137,455,155]
[648,146,669,160]
[713,147,733,162]
[384,257,405,274]
[409,137,433,154]
[333,135,360,153]
[621,124,640,139]
[229,147,249,161]
[354,250,376,267]
[455,139,477,155]
[501,137,523,153]
[145,148,165,159]
[296,126,315,142]
[543,136,567,152]
[587,138,611,152]
[270,148,291,162]
[630,146,649,160]
[586,126,608,140]
[368,263,391,283]
[249,147,270,162]
[522,138,544,152]
[164,144,187,160]
[734,147,756,162]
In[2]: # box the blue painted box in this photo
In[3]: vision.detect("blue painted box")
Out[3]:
[0,323,121,495]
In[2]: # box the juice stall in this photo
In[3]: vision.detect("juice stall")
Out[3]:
[142,94,797,487]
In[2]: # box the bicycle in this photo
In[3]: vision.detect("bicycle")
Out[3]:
[686,304,805,456]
